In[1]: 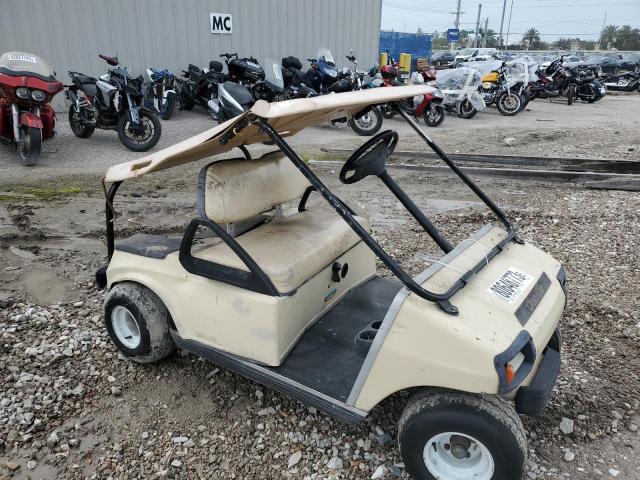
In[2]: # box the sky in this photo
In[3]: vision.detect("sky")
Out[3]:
[381,0,640,43]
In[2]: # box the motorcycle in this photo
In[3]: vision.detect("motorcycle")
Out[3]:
[0,51,62,165]
[477,61,525,116]
[435,67,486,119]
[143,68,177,120]
[380,67,445,127]
[340,51,384,136]
[176,61,225,119]
[529,56,573,104]
[66,54,161,152]
[281,56,317,99]
[221,53,264,85]
[305,48,352,94]
[602,71,640,92]
[567,65,606,103]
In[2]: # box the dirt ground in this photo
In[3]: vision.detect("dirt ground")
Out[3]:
[0,94,639,479]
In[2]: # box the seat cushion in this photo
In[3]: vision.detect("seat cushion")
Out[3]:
[194,209,368,293]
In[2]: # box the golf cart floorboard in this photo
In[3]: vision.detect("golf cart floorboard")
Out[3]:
[171,277,402,422]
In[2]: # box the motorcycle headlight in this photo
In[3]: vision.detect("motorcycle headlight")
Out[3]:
[31,89,46,102]
[16,87,30,99]
[482,82,492,89]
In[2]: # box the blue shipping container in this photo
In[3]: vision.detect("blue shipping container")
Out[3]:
[379,31,433,66]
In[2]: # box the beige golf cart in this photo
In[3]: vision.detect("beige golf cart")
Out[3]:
[98,85,565,480]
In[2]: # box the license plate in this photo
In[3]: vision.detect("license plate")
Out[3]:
[488,268,533,304]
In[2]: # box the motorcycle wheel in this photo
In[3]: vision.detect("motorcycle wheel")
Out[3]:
[117,110,162,152]
[68,106,95,138]
[348,108,383,136]
[17,126,42,166]
[381,105,396,119]
[422,104,445,127]
[567,85,576,105]
[159,93,176,120]
[496,91,522,116]
[519,94,530,112]
[458,99,478,119]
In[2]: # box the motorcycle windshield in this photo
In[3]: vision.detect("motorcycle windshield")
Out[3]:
[0,51,57,80]
[465,60,503,76]
[317,47,335,66]
[263,58,284,94]
[436,67,482,91]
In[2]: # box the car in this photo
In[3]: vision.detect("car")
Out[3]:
[617,53,640,72]
[430,51,455,68]
[455,48,499,63]
[98,85,566,480]
[581,53,622,74]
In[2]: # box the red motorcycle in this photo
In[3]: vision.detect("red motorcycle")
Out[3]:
[0,52,62,165]
[379,65,446,127]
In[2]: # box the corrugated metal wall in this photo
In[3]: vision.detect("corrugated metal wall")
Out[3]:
[0,0,382,111]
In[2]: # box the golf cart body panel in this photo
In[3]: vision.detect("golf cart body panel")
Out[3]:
[100,86,564,425]
[351,226,565,411]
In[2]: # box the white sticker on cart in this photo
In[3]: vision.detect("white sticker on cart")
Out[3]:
[487,267,533,304]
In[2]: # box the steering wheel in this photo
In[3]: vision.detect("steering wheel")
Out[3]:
[339,130,398,184]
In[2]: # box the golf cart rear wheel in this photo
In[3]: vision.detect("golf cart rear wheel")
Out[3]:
[104,282,175,363]
[398,390,526,480]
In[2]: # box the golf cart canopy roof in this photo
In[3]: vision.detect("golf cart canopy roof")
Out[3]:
[104,85,434,183]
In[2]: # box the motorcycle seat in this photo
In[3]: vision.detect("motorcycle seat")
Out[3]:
[70,72,98,96]
[222,81,254,105]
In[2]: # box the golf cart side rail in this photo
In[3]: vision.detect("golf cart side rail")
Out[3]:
[255,114,519,316]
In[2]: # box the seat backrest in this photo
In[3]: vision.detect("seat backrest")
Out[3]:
[198,151,311,224]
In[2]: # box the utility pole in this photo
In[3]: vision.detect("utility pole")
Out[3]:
[498,0,507,48]
[450,0,463,51]
[482,17,489,47]
[474,4,482,48]
[505,0,514,50]
[598,10,607,50]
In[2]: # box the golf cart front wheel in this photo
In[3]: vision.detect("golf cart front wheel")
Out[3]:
[104,282,176,363]
[398,390,526,480]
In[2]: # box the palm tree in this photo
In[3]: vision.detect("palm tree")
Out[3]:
[523,28,540,50]
[614,25,632,49]
[554,37,572,51]
[483,29,498,47]
[600,25,618,49]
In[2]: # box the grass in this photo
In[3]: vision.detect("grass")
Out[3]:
[0,185,86,203]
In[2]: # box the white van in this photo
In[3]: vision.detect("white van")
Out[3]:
[455,48,499,63]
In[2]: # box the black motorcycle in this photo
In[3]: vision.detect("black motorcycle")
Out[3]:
[176,61,225,119]
[529,56,574,104]
[281,56,317,99]
[567,65,606,103]
[221,52,264,84]
[603,71,640,92]
[66,54,161,152]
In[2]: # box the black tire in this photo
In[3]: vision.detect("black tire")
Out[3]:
[399,390,527,480]
[68,106,95,138]
[567,85,575,105]
[496,91,522,116]
[348,107,383,136]
[17,126,42,166]
[159,93,176,120]
[422,104,445,127]
[104,282,176,363]
[117,110,162,152]
[458,99,478,119]
[381,105,396,119]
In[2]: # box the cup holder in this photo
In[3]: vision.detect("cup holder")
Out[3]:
[354,320,383,356]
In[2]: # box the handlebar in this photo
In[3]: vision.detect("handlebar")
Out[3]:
[99,54,119,66]
[220,52,238,59]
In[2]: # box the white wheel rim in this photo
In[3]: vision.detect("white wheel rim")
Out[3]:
[423,432,495,480]
[111,306,141,349]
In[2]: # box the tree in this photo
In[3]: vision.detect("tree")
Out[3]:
[600,25,618,49]
[554,37,572,50]
[523,28,540,50]
[483,29,498,47]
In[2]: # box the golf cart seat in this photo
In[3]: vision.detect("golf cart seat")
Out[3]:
[193,151,368,293]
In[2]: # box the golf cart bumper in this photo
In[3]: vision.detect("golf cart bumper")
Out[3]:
[514,328,561,416]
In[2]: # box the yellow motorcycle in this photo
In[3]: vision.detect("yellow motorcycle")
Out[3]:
[480,63,525,116]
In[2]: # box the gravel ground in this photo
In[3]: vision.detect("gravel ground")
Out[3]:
[0,93,639,479]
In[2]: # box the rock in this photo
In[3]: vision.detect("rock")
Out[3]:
[609,469,619,477]
[183,439,195,448]
[62,348,73,357]
[27,460,37,470]
[69,438,80,448]
[371,465,388,479]
[504,137,517,146]
[255,389,264,400]
[172,436,189,444]
[6,462,19,471]
[327,456,343,470]
[71,384,85,396]
[559,417,574,435]
[111,386,121,396]
[388,465,402,476]
[288,450,303,468]
[73,301,84,307]
[171,459,183,468]
[376,433,392,446]
[47,431,59,448]
[141,431,149,439]
[107,375,116,383]
[564,450,575,462]
[257,407,276,416]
